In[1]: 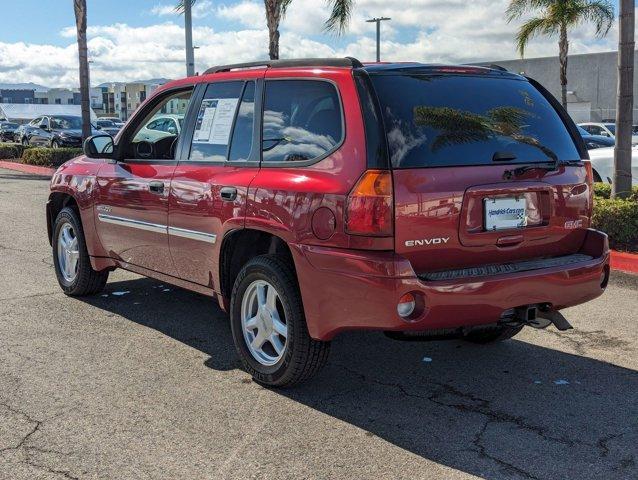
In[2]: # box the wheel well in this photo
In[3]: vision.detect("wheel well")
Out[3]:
[219,229,293,299]
[47,192,79,245]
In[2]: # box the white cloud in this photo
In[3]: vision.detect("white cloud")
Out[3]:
[0,1,624,89]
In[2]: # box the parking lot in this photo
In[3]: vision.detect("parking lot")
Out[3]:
[0,167,636,480]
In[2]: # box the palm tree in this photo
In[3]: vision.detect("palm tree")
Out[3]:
[176,0,353,60]
[613,0,634,199]
[73,0,92,141]
[506,0,614,108]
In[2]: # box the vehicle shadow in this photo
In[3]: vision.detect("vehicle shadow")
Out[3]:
[83,277,638,480]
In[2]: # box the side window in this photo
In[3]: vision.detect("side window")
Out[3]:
[228,81,255,161]
[262,80,343,163]
[589,125,602,135]
[189,81,243,162]
[146,119,161,131]
[31,117,41,127]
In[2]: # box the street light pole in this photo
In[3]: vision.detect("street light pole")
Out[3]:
[366,17,391,62]
[184,0,195,76]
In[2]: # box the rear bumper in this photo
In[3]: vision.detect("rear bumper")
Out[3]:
[291,229,610,340]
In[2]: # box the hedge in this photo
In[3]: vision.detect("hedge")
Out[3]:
[0,143,27,160]
[20,147,83,167]
[593,182,638,201]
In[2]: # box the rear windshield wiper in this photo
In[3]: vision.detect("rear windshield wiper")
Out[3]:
[503,160,582,179]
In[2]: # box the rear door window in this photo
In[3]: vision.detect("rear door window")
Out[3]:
[261,80,343,163]
[370,74,580,168]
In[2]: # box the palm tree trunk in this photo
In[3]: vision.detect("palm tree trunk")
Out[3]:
[613,0,635,199]
[264,0,281,60]
[73,0,91,141]
[558,23,569,109]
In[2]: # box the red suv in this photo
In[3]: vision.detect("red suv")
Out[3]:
[47,58,609,386]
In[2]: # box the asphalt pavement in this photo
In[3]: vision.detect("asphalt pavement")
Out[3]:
[0,168,637,480]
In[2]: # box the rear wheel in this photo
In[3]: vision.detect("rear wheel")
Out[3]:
[53,207,108,296]
[230,255,330,387]
[464,325,524,344]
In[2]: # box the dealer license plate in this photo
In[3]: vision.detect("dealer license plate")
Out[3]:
[484,197,528,231]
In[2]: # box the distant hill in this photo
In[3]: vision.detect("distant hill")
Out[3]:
[0,82,49,92]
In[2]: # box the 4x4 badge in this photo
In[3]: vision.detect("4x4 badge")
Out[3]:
[405,237,450,247]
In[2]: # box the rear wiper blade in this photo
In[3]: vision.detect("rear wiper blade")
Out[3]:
[503,160,583,179]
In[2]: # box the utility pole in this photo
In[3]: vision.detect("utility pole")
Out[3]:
[366,17,391,62]
[184,0,195,76]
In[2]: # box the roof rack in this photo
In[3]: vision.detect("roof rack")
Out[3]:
[204,57,363,75]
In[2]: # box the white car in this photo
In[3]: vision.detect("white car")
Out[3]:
[587,145,638,185]
[134,114,183,143]
[578,122,638,145]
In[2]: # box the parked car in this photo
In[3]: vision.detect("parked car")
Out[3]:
[0,121,19,142]
[134,114,183,143]
[12,124,28,143]
[19,115,100,148]
[100,116,125,128]
[47,58,609,386]
[579,122,638,144]
[95,118,121,137]
[587,145,638,185]
[577,126,615,150]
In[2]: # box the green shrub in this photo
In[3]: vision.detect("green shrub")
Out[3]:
[593,182,638,201]
[0,143,25,160]
[592,196,638,251]
[20,147,83,167]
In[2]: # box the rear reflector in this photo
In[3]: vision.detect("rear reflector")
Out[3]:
[345,170,393,236]
[397,293,416,318]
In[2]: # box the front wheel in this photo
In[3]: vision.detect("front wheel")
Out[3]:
[230,255,330,387]
[53,206,108,296]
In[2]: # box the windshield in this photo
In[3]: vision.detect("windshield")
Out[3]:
[51,116,83,130]
[370,74,580,168]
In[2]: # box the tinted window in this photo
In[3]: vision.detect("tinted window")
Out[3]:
[262,80,342,163]
[228,81,255,161]
[370,74,580,168]
[189,81,243,162]
[51,116,82,129]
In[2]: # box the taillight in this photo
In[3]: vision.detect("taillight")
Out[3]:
[345,170,393,236]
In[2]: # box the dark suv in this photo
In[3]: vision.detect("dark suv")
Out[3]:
[21,115,98,148]
[47,58,609,386]
[0,121,19,142]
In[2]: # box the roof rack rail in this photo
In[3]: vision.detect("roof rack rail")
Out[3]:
[204,57,363,75]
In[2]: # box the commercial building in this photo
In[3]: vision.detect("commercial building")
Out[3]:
[477,50,638,123]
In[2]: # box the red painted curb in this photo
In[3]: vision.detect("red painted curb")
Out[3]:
[0,160,55,176]
[610,250,638,274]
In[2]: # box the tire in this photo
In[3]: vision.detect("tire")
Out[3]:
[230,254,330,387]
[52,206,108,296]
[464,324,524,344]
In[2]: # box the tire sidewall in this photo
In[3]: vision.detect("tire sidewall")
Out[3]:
[230,258,300,386]
[52,208,85,294]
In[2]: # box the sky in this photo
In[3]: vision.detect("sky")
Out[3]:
[0,0,628,88]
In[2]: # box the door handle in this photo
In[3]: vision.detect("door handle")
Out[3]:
[220,186,237,201]
[149,181,165,194]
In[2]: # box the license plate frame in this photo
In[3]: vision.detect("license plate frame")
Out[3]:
[483,196,528,231]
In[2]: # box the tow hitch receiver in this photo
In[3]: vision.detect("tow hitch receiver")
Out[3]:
[537,309,573,331]
[507,305,574,331]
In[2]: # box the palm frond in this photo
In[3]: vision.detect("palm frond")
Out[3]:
[281,0,294,17]
[323,0,354,35]
[579,0,615,37]
[506,0,555,22]
[515,16,554,57]
[175,0,197,14]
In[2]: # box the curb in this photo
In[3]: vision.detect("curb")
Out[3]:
[0,160,56,176]
[610,250,638,275]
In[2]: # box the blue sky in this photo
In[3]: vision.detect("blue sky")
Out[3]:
[0,0,628,87]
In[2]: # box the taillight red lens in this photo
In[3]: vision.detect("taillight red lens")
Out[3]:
[345,170,393,236]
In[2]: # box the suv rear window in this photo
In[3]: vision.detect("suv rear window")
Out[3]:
[370,74,580,168]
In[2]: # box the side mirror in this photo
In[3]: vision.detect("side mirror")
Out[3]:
[84,134,114,158]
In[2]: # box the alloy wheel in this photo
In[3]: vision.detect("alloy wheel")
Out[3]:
[57,222,79,283]
[240,279,288,366]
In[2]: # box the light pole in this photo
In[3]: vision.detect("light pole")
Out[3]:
[366,17,391,62]
[184,0,195,76]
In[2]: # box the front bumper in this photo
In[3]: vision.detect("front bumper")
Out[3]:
[57,137,82,147]
[291,229,610,340]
